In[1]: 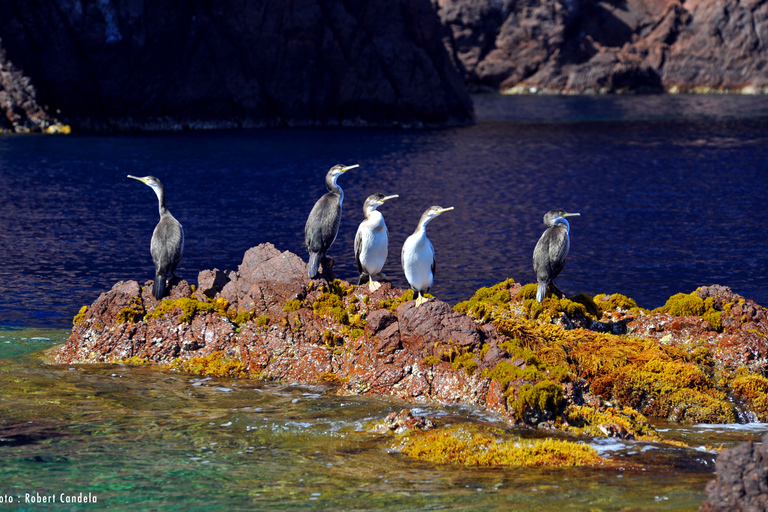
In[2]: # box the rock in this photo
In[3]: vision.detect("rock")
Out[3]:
[221,243,310,317]
[432,0,768,93]
[377,409,437,434]
[0,0,473,132]
[627,286,768,373]
[700,434,768,512]
[197,269,230,297]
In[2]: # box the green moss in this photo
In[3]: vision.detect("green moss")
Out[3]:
[312,292,349,325]
[516,283,538,300]
[453,278,515,323]
[512,380,564,419]
[256,315,271,328]
[283,299,303,312]
[168,351,247,378]
[322,330,343,348]
[564,404,661,441]
[145,297,216,324]
[653,291,724,332]
[452,352,479,376]
[593,293,641,314]
[398,426,605,467]
[116,297,146,324]
[73,305,88,325]
[234,311,253,325]
[120,356,150,366]
[379,289,414,311]
[730,374,768,421]
[423,356,440,367]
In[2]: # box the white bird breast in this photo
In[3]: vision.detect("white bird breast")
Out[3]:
[357,215,388,273]
[401,233,434,291]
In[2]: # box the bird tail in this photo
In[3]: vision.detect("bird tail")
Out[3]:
[153,274,166,300]
[536,282,547,303]
[308,253,322,279]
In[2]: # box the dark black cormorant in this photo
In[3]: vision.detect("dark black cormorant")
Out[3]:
[128,175,185,300]
[354,193,399,291]
[304,164,359,278]
[401,206,453,307]
[533,209,580,302]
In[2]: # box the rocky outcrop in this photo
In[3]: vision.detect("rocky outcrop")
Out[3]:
[0,0,473,132]
[700,434,768,512]
[56,243,768,437]
[432,0,768,93]
[627,285,768,374]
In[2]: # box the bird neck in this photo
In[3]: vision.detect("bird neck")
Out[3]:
[364,207,383,223]
[152,186,168,217]
[325,172,343,196]
[553,217,570,233]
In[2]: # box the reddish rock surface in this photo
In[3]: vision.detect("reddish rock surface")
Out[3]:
[54,243,580,428]
[627,285,768,373]
[700,434,768,512]
[433,0,768,93]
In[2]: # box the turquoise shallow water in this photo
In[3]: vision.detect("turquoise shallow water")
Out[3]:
[1,329,766,511]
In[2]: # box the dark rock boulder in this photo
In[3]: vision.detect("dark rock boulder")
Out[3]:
[700,434,768,512]
[0,0,473,132]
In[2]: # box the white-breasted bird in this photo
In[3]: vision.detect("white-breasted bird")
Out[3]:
[401,205,453,307]
[354,193,399,291]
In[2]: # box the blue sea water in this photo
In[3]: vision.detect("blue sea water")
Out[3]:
[1,93,768,328]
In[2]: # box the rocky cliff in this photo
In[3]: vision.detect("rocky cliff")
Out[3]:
[433,0,768,93]
[0,0,473,131]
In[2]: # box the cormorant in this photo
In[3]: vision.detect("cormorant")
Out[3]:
[304,164,359,278]
[401,206,453,307]
[354,193,399,291]
[127,175,185,300]
[533,209,580,302]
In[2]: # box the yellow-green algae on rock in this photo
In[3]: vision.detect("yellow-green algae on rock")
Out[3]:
[396,425,606,467]
[454,281,744,428]
[167,351,248,378]
[652,289,731,331]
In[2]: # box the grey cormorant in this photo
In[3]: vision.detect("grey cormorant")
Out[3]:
[304,164,359,278]
[533,209,580,302]
[127,175,185,300]
[354,193,399,291]
[401,206,453,307]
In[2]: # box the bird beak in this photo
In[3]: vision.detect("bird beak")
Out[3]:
[341,164,360,172]
[563,212,581,218]
[127,175,147,184]
[382,194,399,202]
[438,207,454,214]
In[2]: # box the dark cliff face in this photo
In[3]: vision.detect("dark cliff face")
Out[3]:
[0,0,473,131]
[433,0,768,93]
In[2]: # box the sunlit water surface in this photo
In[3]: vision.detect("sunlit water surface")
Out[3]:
[2,330,766,511]
[2,94,768,328]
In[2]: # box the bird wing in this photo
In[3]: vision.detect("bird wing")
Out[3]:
[305,193,341,253]
[429,238,436,281]
[548,226,570,280]
[151,215,184,275]
[354,226,364,274]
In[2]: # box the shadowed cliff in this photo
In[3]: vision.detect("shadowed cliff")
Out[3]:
[0,0,473,131]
